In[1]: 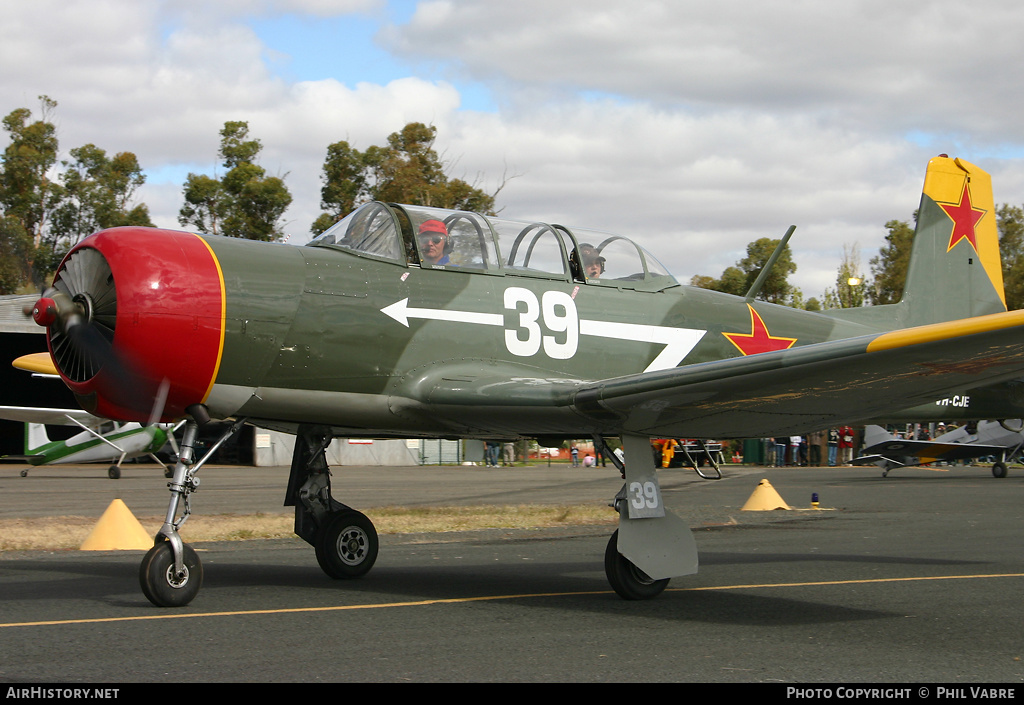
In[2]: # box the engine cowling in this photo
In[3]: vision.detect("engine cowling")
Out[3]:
[40,227,226,423]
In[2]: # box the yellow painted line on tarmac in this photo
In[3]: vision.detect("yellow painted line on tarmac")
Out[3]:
[671,572,1024,592]
[2,573,1023,629]
[0,591,611,628]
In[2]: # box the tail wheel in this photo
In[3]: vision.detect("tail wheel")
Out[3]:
[139,541,202,607]
[604,529,669,600]
[315,510,378,579]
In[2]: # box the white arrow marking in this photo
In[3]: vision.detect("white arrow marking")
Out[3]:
[381,297,706,372]
[578,320,706,372]
[381,298,504,328]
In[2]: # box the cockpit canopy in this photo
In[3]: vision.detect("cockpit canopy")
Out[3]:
[308,202,678,290]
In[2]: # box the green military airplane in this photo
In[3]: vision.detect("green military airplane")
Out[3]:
[19,154,1024,607]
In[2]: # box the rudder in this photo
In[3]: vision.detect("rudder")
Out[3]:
[826,155,1006,330]
[25,423,51,454]
[902,155,1005,323]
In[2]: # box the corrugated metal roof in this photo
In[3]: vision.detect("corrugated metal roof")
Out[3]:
[0,295,45,334]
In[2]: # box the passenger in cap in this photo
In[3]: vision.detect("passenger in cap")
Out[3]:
[579,243,605,280]
[418,219,450,266]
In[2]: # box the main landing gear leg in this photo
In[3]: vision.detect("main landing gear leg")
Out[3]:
[107,452,127,480]
[285,425,378,580]
[139,410,246,607]
[597,434,699,600]
[992,449,1009,478]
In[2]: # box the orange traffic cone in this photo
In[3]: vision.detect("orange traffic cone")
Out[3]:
[740,479,791,511]
[79,499,153,550]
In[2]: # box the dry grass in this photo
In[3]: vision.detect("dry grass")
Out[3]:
[0,504,617,551]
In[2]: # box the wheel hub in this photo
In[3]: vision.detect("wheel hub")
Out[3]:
[337,527,368,565]
[164,564,190,589]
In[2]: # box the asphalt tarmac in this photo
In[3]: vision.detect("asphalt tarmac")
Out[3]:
[1,461,1023,685]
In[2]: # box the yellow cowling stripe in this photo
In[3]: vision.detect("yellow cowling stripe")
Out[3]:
[922,156,1005,307]
[191,234,227,405]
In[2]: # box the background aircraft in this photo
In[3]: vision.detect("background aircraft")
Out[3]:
[0,405,179,478]
[873,376,1024,423]
[19,155,1024,607]
[855,421,1023,478]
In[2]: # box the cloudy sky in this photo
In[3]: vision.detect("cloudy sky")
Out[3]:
[4,0,1024,299]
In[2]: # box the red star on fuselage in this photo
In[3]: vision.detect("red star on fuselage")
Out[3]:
[939,182,986,253]
[723,304,797,356]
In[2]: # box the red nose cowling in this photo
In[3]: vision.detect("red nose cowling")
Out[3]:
[46,227,225,423]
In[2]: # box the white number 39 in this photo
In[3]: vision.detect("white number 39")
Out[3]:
[629,481,660,510]
[504,287,579,360]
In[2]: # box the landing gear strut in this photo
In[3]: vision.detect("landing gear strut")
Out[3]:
[139,410,246,607]
[286,425,379,581]
[594,434,697,600]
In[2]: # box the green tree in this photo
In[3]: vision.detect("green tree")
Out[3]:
[997,204,1024,310]
[371,122,447,205]
[50,144,152,249]
[179,121,292,241]
[822,243,867,309]
[0,96,153,289]
[0,215,32,294]
[868,218,915,305]
[0,96,60,249]
[311,140,370,234]
[738,237,796,304]
[179,174,225,235]
[312,122,498,235]
[691,237,797,305]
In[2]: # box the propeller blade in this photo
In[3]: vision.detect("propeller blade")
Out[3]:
[147,379,171,426]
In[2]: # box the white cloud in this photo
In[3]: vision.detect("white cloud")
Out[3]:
[2,0,1023,299]
[385,1,1024,143]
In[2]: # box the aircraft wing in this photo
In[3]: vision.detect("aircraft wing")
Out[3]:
[0,405,106,427]
[856,439,1010,465]
[851,454,904,467]
[564,309,1024,439]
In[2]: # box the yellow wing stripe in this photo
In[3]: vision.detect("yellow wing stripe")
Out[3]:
[867,308,1024,353]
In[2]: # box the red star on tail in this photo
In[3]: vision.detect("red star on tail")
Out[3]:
[723,305,797,356]
[939,182,986,253]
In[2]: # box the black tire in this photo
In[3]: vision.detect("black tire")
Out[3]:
[993,462,1008,478]
[108,465,121,479]
[139,541,202,607]
[604,530,669,600]
[315,510,378,579]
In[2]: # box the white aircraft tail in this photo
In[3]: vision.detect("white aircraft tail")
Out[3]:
[25,423,52,454]
[863,425,894,447]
